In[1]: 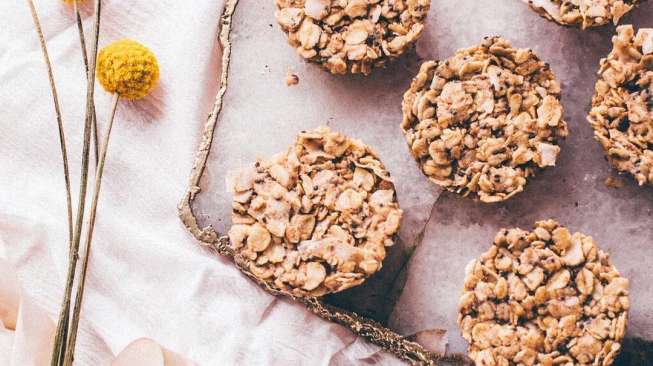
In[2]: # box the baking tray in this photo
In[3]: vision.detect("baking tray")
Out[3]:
[179,0,653,364]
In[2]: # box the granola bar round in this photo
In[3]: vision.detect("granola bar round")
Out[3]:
[274,0,431,75]
[227,126,403,297]
[588,25,653,186]
[401,37,569,203]
[523,0,641,29]
[458,220,630,366]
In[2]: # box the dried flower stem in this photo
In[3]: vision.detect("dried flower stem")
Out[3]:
[63,93,119,366]
[73,0,100,167]
[25,1,74,247]
[25,2,74,363]
[51,0,102,364]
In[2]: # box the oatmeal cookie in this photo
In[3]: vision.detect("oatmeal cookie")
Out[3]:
[458,220,630,366]
[523,0,641,29]
[227,126,403,297]
[588,25,653,186]
[401,37,569,203]
[274,0,431,75]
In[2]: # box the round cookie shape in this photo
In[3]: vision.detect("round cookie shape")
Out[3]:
[523,0,641,29]
[401,37,568,203]
[588,25,653,186]
[274,0,431,75]
[228,126,403,297]
[458,220,630,366]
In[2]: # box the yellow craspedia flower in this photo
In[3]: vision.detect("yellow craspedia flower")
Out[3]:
[96,39,159,100]
[62,0,85,4]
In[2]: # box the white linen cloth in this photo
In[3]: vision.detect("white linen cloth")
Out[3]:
[0,1,400,364]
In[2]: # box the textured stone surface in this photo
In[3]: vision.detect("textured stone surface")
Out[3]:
[191,0,653,362]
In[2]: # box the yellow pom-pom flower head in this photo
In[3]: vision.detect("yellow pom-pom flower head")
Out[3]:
[96,39,159,100]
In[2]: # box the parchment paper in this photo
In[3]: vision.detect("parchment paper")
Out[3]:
[188,0,653,363]
[386,1,653,363]
[192,0,442,323]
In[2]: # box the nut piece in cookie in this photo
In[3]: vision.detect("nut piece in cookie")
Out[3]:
[274,0,431,75]
[523,0,641,29]
[588,25,653,187]
[458,220,629,366]
[401,37,568,203]
[227,126,403,297]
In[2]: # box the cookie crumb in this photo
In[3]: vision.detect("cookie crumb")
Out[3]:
[285,72,299,86]
[604,176,624,189]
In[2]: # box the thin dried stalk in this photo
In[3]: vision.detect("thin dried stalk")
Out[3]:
[51,0,102,364]
[73,0,100,167]
[25,1,74,248]
[63,93,119,366]
[25,2,74,363]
